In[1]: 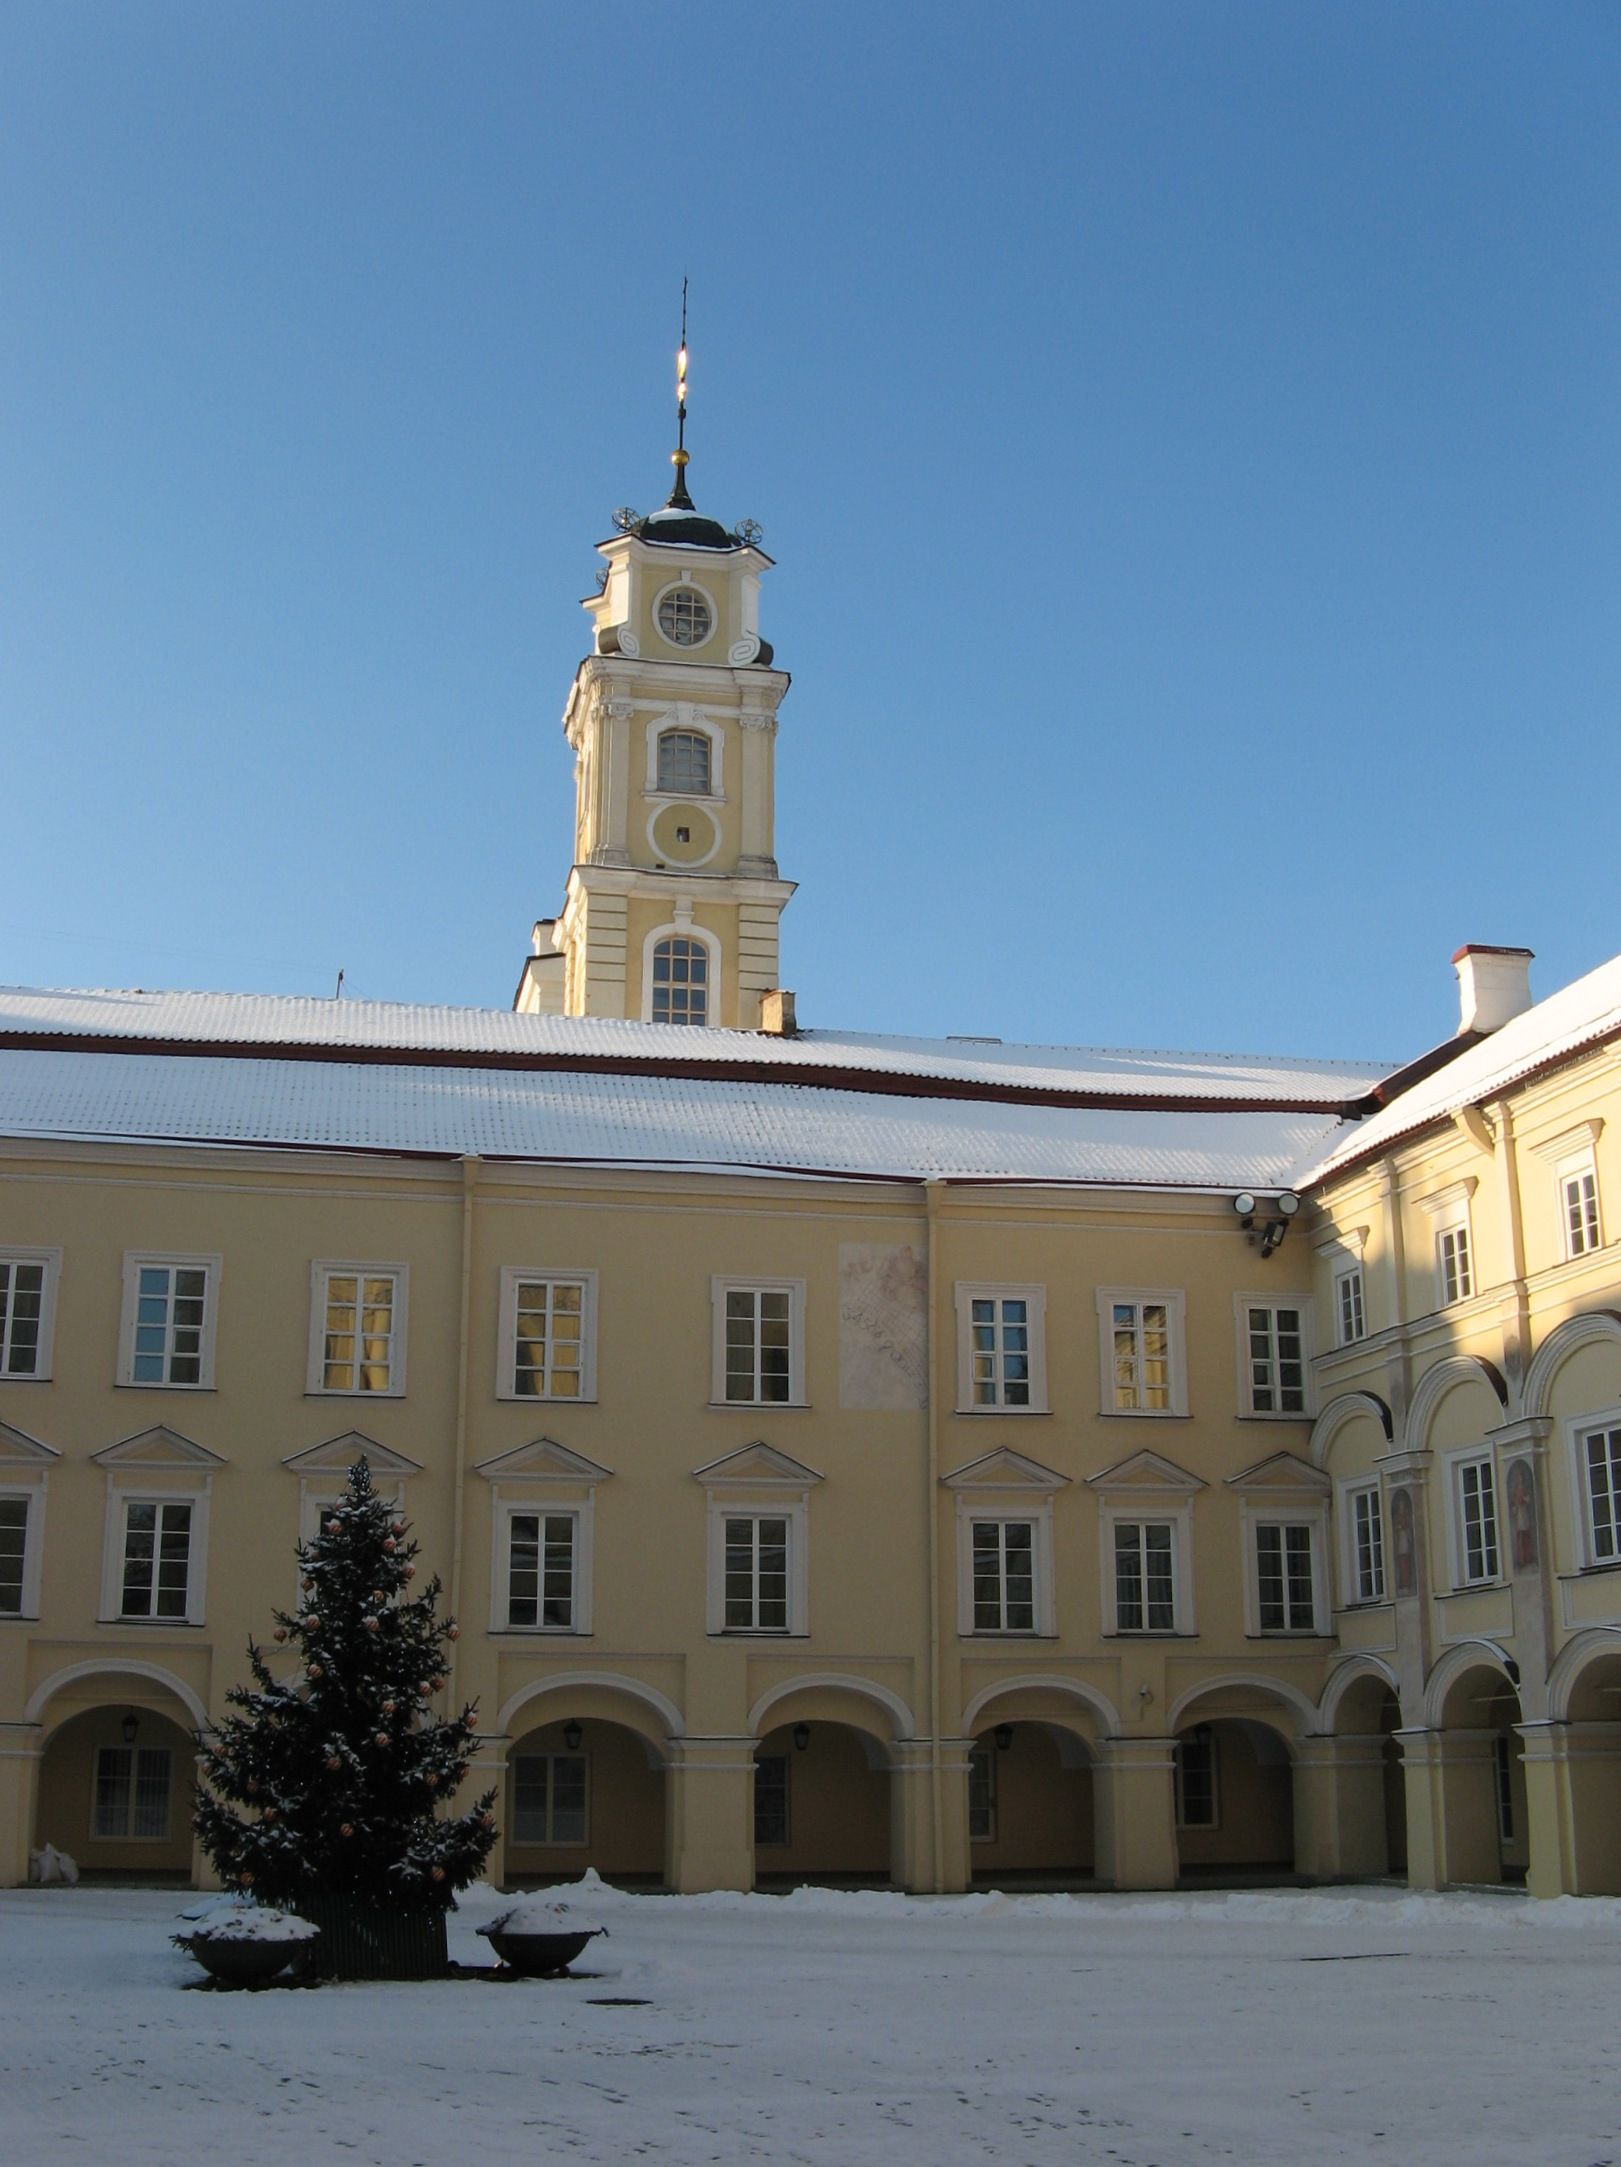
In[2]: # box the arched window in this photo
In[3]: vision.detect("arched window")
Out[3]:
[656,729,711,796]
[651,936,709,1026]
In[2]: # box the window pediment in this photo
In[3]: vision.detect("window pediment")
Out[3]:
[282,1432,423,1478]
[942,1448,1068,1493]
[692,1442,823,1490]
[1226,1450,1332,1497]
[0,1420,59,1465]
[1086,1448,1204,1495]
[475,1437,614,1485]
[92,1426,226,1469]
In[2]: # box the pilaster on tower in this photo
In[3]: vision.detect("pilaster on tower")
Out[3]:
[515,398,794,1029]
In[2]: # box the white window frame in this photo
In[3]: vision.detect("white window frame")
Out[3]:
[1334,1263,1367,1347]
[954,1282,1048,1413]
[1556,1150,1603,1262]
[642,917,721,1028]
[711,1276,806,1408]
[91,1742,174,1843]
[1243,1508,1329,1635]
[1567,1404,1621,1572]
[1445,1448,1502,1588]
[118,1253,221,1390]
[496,1266,599,1403]
[494,1500,592,1635]
[0,1483,46,1620]
[1419,1181,1477,1311]
[1095,1288,1187,1418]
[305,1262,408,1397]
[1098,1501,1195,1635]
[1338,1477,1387,1606]
[100,1485,209,1625]
[1175,1725,1220,1829]
[509,1750,590,1846]
[705,1497,809,1636]
[643,705,725,798]
[0,1247,61,1381]
[1234,1295,1313,1419]
[955,1501,1056,1637]
[651,575,719,653]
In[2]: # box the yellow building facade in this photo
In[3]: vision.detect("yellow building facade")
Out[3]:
[1,446,1617,1896]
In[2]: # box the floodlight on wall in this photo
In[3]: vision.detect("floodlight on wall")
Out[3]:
[562,1719,583,1752]
[1234,1190,1300,1258]
[1233,1193,1257,1223]
[121,1711,140,1746]
[792,1723,811,1753]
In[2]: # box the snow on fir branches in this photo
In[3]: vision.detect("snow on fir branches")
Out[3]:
[193,1459,496,1912]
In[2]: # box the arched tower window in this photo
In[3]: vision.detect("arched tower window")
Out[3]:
[651,936,709,1026]
[657,729,712,796]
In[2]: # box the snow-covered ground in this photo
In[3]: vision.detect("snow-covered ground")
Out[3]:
[3,1877,1618,2164]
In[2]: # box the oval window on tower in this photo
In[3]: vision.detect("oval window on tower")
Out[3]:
[656,586,714,648]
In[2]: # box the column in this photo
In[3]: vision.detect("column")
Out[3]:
[469,1736,511,1891]
[664,1739,755,1893]
[1092,1737,1178,1890]
[1400,1727,1502,1887]
[0,1730,42,1887]
[888,1738,969,1893]
[1292,1734,1393,1881]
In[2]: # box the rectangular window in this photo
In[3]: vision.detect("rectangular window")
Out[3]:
[0,1497,30,1615]
[956,1285,1046,1410]
[1175,1726,1218,1829]
[1456,1458,1500,1584]
[510,1753,588,1844]
[1438,1223,1473,1306]
[715,1280,802,1406]
[968,1743,997,1843]
[753,1755,789,1847]
[0,1255,50,1377]
[122,1256,217,1388]
[1244,1304,1307,1415]
[1335,1266,1366,1347]
[1255,1521,1317,1631]
[313,1267,402,1394]
[120,1500,193,1619]
[970,1519,1036,1633]
[1104,1296,1179,1413]
[1582,1423,1621,1564]
[93,1746,172,1840]
[723,1515,790,1632]
[498,1268,596,1402]
[1350,1486,1385,1603]
[1114,1520,1176,1632]
[506,1511,576,1629]
[1494,1735,1515,1844]
[1562,1167,1601,1259]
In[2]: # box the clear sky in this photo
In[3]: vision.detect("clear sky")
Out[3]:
[3,3,1617,1064]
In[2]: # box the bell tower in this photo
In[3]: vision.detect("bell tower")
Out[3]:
[515,319,794,1028]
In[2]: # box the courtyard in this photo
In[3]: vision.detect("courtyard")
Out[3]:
[2,1877,1617,2164]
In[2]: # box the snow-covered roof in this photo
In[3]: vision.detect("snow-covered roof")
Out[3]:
[0,986,1388,1108]
[0,1048,1351,1190]
[1301,953,1621,1187]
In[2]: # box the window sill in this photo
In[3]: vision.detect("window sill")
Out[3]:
[489,1627,590,1638]
[1335,1598,1392,1616]
[1245,1630,1332,1641]
[1560,1560,1621,1580]
[1450,1579,1508,1596]
[0,1375,49,1385]
[0,1613,40,1625]
[116,1382,217,1393]
[962,1630,1057,1641]
[1237,1411,1313,1423]
[495,1395,598,1408]
[708,1630,809,1641]
[706,1401,809,1413]
[99,1614,204,1629]
[953,1406,1051,1418]
[1098,1409,1189,1420]
[305,1388,406,1401]
[1101,1630,1197,1640]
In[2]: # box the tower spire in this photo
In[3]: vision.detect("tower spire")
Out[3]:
[666,278,695,511]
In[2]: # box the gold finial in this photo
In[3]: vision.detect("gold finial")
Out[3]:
[667,278,695,507]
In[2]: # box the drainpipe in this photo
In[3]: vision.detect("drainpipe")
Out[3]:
[924,1178,947,1892]
[444,1153,480,1711]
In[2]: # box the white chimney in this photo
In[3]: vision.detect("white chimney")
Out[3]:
[1453,945,1534,1035]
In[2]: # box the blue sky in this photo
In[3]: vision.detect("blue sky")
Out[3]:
[3,3,1617,1062]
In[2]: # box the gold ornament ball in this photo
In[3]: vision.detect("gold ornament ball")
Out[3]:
[430,1866,445,1882]
[272,1627,287,1642]
[424,1772,438,1790]
[403,1564,416,1581]
[340,1823,354,1838]
[307,1662,323,1679]
[382,1537,397,1553]
[447,1624,460,1641]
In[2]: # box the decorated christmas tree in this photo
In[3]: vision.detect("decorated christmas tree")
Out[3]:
[194,1459,496,1915]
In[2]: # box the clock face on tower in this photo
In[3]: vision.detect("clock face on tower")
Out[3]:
[648,801,719,867]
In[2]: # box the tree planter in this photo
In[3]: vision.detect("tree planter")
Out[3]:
[477,1901,606,1977]
[293,1894,449,1981]
[173,1904,320,1988]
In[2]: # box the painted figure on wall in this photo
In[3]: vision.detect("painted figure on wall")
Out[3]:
[1507,1458,1538,1570]
[1391,1486,1416,1597]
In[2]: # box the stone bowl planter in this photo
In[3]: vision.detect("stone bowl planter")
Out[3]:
[476,1900,607,1977]
[173,1903,321,1988]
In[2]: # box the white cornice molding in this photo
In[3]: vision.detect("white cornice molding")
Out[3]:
[1527,1117,1604,1165]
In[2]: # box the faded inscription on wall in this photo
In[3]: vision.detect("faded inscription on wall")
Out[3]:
[839,1243,928,1409]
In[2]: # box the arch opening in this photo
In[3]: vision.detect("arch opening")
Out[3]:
[1556,1646,1621,1895]
[1173,1713,1297,1885]
[502,1715,666,1891]
[967,1721,1094,1888]
[752,1720,892,1889]
[35,1702,197,1883]
[1433,1661,1526,1888]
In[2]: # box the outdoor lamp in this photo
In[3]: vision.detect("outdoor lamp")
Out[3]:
[792,1723,811,1752]
[994,1725,1013,1753]
[562,1719,583,1751]
[120,1711,139,1746]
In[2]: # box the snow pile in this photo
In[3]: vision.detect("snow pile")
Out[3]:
[176,1903,319,1945]
[477,1897,605,1939]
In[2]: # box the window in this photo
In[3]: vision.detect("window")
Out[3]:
[1346,1483,1385,1603]
[955,1285,1046,1411]
[119,1255,219,1388]
[1335,1265,1366,1347]
[1419,1182,1477,1311]
[754,1755,789,1847]
[1438,1223,1473,1305]
[119,1499,194,1620]
[1241,1302,1308,1416]
[1578,1419,1621,1566]
[0,1250,57,1378]
[510,1753,588,1844]
[1454,1456,1500,1585]
[1175,1727,1218,1829]
[93,1745,172,1840]
[970,1518,1037,1633]
[1114,1520,1177,1632]
[1254,1521,1317,1631]
[651,934,709,1026]
[1097,1290,1186,1416]
[504,1510,578,1630]
[1494,1735,1515,1844]
[713,1279,804,1406]
[968,1744,997,1843]
[656,728,712,795]
[1561,1163,1602,1260]
[499,1269,597,1402]
[308,1265,405,1395]
[655,583,713,648]
[723,1514,790,1632]
[0,1496,32,1615]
